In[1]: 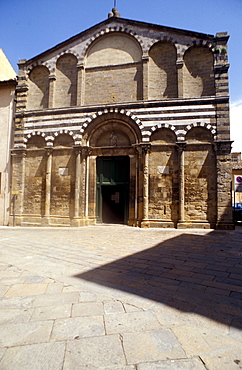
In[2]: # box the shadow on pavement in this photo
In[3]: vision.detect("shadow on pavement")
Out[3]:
[74,229,242,329]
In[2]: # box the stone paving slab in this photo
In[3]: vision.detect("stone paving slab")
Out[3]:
[64,335,126,369]
[0,225,242,369]
[0,320,53,348]
[51,315,105,341]
[122,329,186,364]
[0,342,66,370]
[137,358,206,369]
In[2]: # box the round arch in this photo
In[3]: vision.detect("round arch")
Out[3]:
[82,111,143,146]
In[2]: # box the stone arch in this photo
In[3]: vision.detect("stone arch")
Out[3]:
[53,132,74,147]
[81,27,144,60]
[185,126,215,143]
[82,112,142,147]
[150,126,177,144]
[84,32,143,105]
[55,53,78,107]
[183,46,215,98]
[26,134,46,149]
[148,41,178,99]
[27,65,50,110]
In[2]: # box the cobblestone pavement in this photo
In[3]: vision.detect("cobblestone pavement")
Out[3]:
[0,225,242,369]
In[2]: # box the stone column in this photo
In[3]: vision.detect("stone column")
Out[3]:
[20,150,26,221]
[44,148,53,223]
[80,147,92,225]
[142,56,149,100]
[176,60,184,98]
[73,147,81,223]
[177,142,186,227]
[48,74,56,108]
[77,63,85,106]
[141,144,151,227]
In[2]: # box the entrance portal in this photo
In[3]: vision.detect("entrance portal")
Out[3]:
[96,156,130,224]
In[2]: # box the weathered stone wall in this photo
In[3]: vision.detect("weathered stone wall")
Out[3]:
[55,54,78,107]
[85,63,142,105]
[50,149,75,218]
[27,66,49,110]
[184,147,216,222]
[148,41,178,99]
[148,129,179,225]
[183,46,215,98]
[24,150,45,215]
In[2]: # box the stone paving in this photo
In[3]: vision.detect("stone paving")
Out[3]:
[0,225,242,369]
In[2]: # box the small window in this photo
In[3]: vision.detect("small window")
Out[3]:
[232,155,238,163]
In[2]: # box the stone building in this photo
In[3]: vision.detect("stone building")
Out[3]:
[0,49,16,225]
[232,152,242,210]
[11,9,233,228]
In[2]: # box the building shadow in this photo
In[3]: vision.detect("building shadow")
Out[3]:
[74,229,242,329]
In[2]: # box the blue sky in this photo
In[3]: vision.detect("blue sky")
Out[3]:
[1,0,241,151]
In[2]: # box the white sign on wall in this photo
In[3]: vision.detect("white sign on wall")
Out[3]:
[157,166,169,175]
[59,167,68,176]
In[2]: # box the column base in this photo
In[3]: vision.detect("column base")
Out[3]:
[71,218,87,227]
[177,221,211,229]
[140,220,150,228]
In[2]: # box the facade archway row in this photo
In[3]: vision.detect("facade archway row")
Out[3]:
[149,121,217,141]
[26,29,217,75]
[21,119,217,149]
[24,33,220,111]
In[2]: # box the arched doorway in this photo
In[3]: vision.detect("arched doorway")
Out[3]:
[96,156,130,224]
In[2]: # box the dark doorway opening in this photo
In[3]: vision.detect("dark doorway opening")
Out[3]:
[96,156,130,224]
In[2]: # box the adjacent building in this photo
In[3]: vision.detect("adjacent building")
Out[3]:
[11,9,233,228]
[232,152,242,221]
[0,49,16,225]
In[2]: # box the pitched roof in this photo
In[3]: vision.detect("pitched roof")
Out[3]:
[27,16,216,64]
[0,49,16,81]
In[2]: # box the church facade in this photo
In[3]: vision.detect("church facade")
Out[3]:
[11,10,233,228]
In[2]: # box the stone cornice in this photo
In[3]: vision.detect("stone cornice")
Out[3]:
[15,96,229,119]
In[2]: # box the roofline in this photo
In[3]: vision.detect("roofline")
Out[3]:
[0,79,17,86]
[25,16,217,65]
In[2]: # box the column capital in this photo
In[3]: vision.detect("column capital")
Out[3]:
[80,146,92,156]
[176,142,187,152]
[44,147,53,156]
[133,143,151,155]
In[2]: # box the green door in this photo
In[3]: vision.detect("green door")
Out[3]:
[96,156,130,224]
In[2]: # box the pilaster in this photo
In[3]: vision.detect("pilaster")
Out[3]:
[48,74,56,108]
[176,142,186,227]
[176,60,184,98]
[77,63,85,106]
[43,147,53,224]
[142,56,149,101]
[140,144,151,228]
[214,140,234,229]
